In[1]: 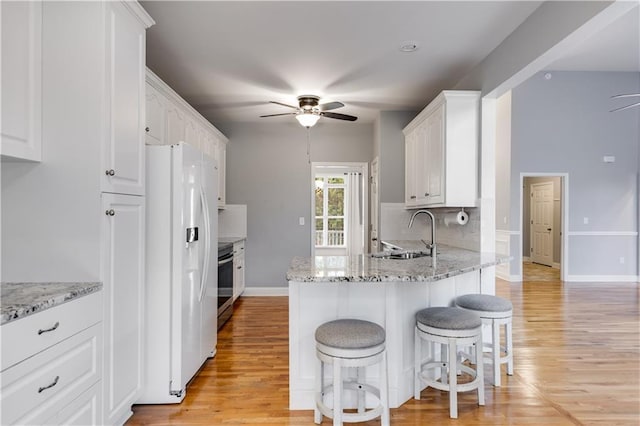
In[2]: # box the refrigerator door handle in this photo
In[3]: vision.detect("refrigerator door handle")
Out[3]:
[199,185,211,302]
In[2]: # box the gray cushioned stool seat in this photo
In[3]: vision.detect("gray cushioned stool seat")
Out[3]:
[455,294,512,313]
[415,307,481,331]
[315,319,385,349]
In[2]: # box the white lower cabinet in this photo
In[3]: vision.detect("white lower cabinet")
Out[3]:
[101,193,145,425]
[0,293,102,426]
[233,240,245,300]
[54,382,102,426]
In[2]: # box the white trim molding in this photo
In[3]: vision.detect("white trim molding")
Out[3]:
[242,287,288,297]
[568,231,638,237]
[566,275,640,283]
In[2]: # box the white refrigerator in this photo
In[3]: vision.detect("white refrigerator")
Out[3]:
[139,142,218,403]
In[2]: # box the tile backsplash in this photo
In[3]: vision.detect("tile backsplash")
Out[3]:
[379,203,480,251]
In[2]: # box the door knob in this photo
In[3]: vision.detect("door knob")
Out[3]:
[145,127,150,133]
[105,169,115,176]
[105,209,115,216]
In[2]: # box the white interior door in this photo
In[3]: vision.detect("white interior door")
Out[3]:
[530,182,554,266]
[370,158,379,253]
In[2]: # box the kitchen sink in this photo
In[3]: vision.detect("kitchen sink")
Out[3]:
[372,251,430,260]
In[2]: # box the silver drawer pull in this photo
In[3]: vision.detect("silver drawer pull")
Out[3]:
[37,322,60,335]
[38,376,59,393]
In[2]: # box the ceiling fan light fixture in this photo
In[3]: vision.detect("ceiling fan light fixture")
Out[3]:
[296,112,321,128]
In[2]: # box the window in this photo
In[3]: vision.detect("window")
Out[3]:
[315,176,346,247]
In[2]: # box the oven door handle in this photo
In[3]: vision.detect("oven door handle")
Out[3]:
[218,256,234,266]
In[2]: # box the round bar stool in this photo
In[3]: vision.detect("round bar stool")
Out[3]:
[455,294,513,387]
[414,307,484,419]
[314,319,390,426]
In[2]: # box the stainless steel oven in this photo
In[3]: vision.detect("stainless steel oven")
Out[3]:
[217,243,234,329]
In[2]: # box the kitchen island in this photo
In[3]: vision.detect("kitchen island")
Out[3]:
[287,243,509,410]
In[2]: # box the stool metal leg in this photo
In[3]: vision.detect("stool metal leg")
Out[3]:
[356,367,365,414]
[333,360,342,426]
[506,321,514,376]
[414,327,421,399]
[314,357,323,424]
[441,343,448,385]
[492,319,501,386]
[448,338,458,418]
[476,335,485,406]
[380,351,390,426]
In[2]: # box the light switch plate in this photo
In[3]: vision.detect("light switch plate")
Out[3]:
[299,217,305,226]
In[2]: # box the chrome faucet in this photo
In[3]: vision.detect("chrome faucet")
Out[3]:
[408,210,437,267]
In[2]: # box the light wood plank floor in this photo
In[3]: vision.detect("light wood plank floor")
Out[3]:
[127,278,640,425]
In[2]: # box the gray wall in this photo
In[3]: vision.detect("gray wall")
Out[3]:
[522,176,562,265]
[376,111,416,203]
[510,71,639,277]
[222,121,373,288]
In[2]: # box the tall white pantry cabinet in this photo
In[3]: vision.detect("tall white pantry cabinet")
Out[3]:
[0,2,154,425]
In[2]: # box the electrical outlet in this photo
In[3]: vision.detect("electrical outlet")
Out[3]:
[299,217,305,226]
[619,257,625,264]
[583,217,589,225]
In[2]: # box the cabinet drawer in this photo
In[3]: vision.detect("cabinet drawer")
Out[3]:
[1,291,101,371]
[1,324,101,425]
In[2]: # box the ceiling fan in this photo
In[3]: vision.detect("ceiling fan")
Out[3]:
[260,95,357,127]
[610,93,640,112]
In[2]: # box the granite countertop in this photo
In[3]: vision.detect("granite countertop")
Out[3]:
[1,282,102,325]
[286,243,510,283]
[219,236,246,244]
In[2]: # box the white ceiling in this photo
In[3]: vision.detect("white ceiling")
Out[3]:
[141,1,638,127]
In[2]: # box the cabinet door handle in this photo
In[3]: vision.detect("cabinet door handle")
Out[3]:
[37,321,60,335]
[105,209,116,216]
[547,228,552,231]
[145,127,150,133]
[237,266,242,270]
[425,193,429,197]
[38,376,60,393]
[372,238,378,241]
[410,195,417,199]
[105,169,115,176]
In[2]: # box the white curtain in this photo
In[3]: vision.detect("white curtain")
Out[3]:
[345,172,364,256]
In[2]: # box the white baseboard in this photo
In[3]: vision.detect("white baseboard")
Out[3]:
[495,271,522,282]
[242,287,288,297]
[565,275,640,283]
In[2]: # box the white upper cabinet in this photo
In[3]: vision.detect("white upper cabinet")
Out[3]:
[145,83,167,146]
[1,1,42,162]
[403,91,480,208]
[101,1,150,196]
[217,139,227,207]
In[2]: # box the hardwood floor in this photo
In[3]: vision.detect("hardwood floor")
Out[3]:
[522,261,561,282]
[127,278,640,425]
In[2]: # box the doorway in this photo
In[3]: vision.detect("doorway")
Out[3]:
[521,174,567,281]
[311,162,368,256]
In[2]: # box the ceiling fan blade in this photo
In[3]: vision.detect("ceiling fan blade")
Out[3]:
[259,112,297,118]
[321,111,357,121]
[319,101,344,111]
[269,101,299,109]
[610,101,640,113]
[611,93,640,99]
